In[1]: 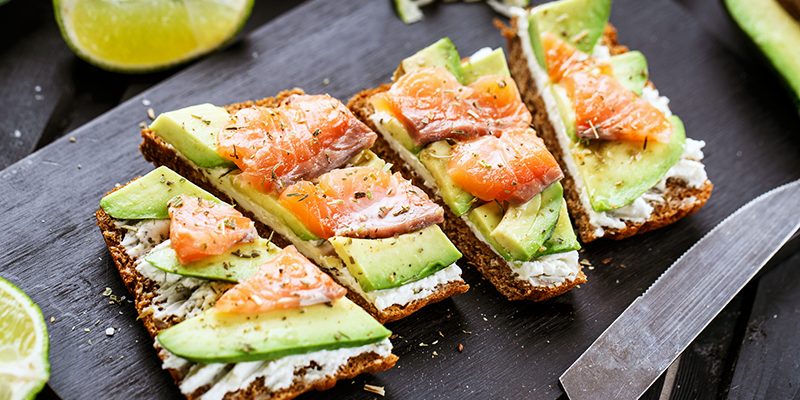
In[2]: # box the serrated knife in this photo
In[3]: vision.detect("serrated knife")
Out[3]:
[560,179,800,400]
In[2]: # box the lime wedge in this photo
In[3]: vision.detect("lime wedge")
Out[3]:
[0,277,49,400]
[54,0,254,73]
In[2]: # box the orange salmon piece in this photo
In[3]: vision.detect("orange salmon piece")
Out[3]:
[278,166,444,239]
[447,129,563,204]
[542,33,672,143]
[374,67,531,145]
[214,245,346,314]
[217,94,376,193]
[168,195,257,264]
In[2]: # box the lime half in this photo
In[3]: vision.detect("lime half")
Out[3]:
[0,277,49,400]
[54,0,254,73]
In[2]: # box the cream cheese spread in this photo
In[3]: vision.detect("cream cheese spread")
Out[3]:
[115,218,393,399]
[170,338,392,400]
[514,11,708,238]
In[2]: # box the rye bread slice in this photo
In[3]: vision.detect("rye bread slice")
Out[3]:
[347,87,587,302]
[139,90,469,323]
[499,20,713,243]
[95,183,397,400]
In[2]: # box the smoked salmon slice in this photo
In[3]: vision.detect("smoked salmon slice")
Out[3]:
[214,245,346,314]
[447,129,563,204]
[168,195,258,264]
[277,166,444,239]
[217,94,377,193]
[372,67,531,146]
[541,33,672,143]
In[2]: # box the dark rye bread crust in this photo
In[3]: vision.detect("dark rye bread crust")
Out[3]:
[348,87,587,301]
[139,90,469,323]
[95,187,397,400]
[500,20,713,243]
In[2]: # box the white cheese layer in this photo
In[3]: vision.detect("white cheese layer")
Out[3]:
[514,12,708,238]
[170,338,393,400]
[369,113,582,288]
[156,147,465,310]
[115,219,393,398]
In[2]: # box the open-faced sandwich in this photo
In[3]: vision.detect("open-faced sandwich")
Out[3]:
[348,38,586,301]
[95,166,397,399]
[139,91,469,323]
[499,0,712,242]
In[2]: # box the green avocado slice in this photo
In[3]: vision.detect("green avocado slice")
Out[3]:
[100,166,221,220]
[531,0,612,56]
[329,225,462,292]
[534,199,580,257]
[551,84,578,141]
[460,48,511,84]
[418,141,476,216]
[149,104,235,168]
[400,37,465,83]
[574,116,686,211]
[157,298,391,364]
[468,201,513,260]
[726,0,800,108]
[145,238,280,282]
[491,182,563,261]
[609,51,649,95]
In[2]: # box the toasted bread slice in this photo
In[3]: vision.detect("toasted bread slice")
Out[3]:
[499,20,713,243]
[348,88,587,301]
[139,91,469,323]
[96,181,397,400]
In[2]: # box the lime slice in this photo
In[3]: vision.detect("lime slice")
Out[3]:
[54,0,254,73]
[0,277,49,400]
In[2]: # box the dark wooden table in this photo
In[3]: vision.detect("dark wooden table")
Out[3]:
[1,1,798,399]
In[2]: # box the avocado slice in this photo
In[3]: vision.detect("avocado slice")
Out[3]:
[349,149,386,170]
[149,104,235,168]
[418,141,476,216]
[609,51,649,95]
[399,37,465,83]
[531,0,612,58]
[551,84,578,141]
[535,199,580,257]
[726,0,800,108]
[222,173,320,241]
[157,298,391,364]
[145,238,280,282]
[491,183,563,261]
[372,112,424,154]
[329,225,462,292]
[460,48,511,85]
[100,166,221,220]
[574,116,686,211]
[467,201,513,260]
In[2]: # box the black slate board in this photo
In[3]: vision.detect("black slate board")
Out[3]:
[1,0,799,399]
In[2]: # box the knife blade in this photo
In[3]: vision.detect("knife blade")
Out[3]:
[560,179,800,400]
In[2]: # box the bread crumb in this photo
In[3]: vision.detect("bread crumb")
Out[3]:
[147,108,155,120]
[105,327,115,336]
[363,384,385,396]
[69,136,77,143]
[457,343,464,352]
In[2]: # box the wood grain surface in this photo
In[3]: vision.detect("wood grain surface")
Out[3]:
[0,0,799,399]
